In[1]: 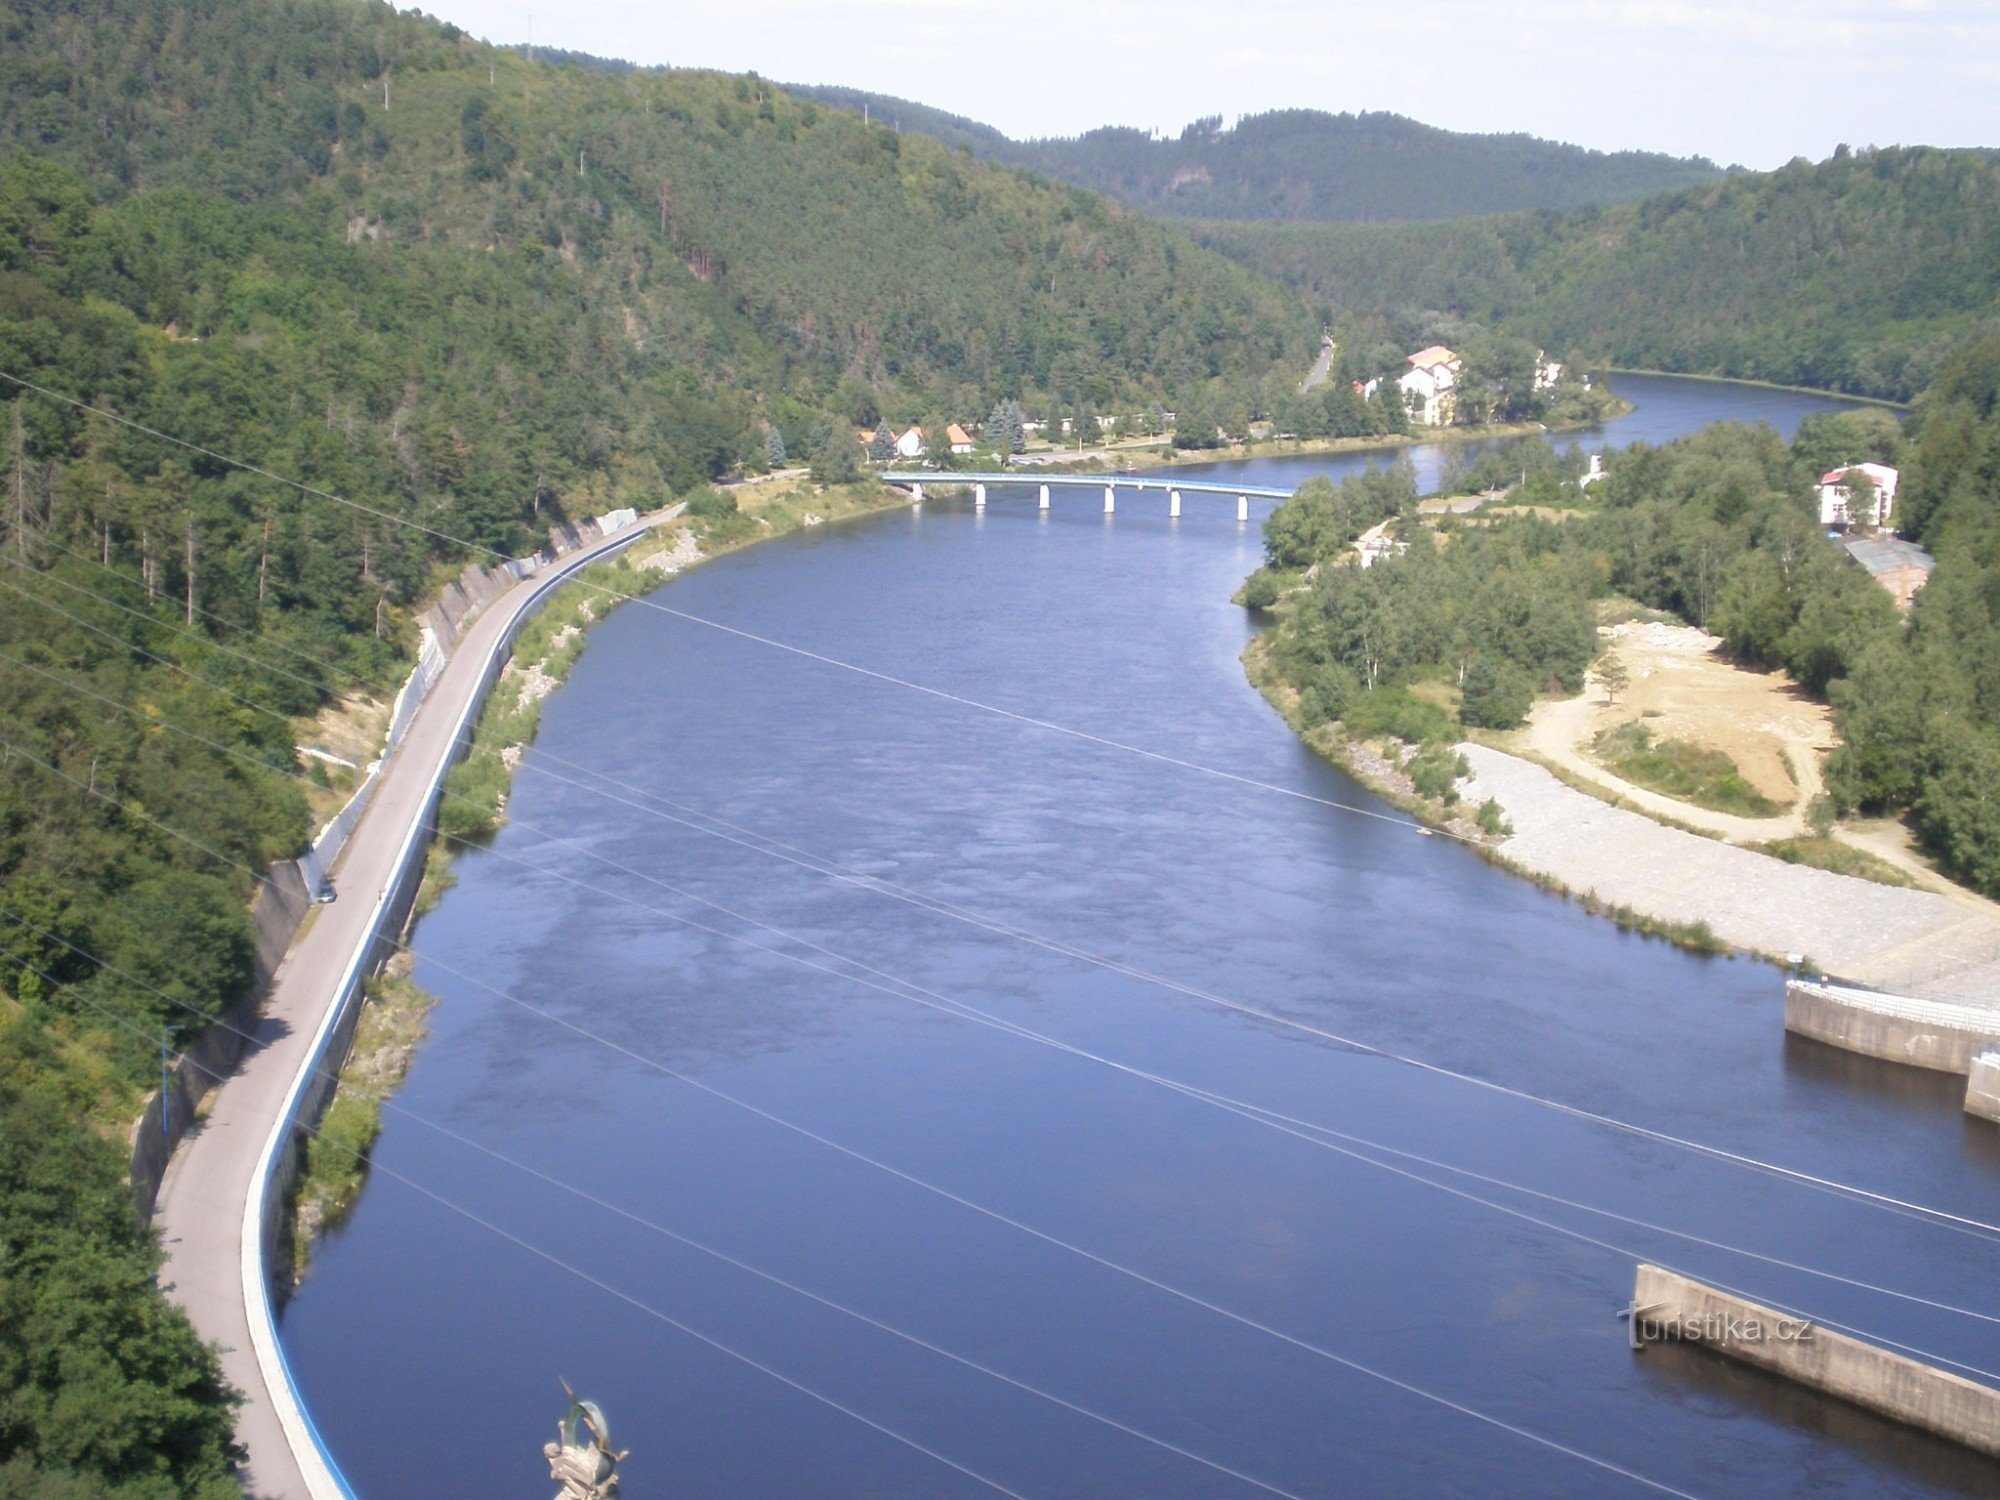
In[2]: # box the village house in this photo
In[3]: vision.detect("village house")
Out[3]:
[893,425,927,460]
[943,423,975,456]
[1398,346,1462,427]
[1817,462,1900,529]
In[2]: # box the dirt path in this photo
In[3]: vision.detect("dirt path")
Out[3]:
[1506,618,1845,841]
[1513,674,1821,842]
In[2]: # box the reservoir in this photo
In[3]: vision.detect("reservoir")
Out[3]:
[283,376,2000,1498]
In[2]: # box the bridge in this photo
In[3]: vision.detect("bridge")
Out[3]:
[880,471,1293,521]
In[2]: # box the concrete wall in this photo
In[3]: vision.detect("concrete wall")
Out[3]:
[1784,980,2000,1075]
[1968,1049,2000,1126]
[1634,1265,2000,1458]
[129,862,314,1219]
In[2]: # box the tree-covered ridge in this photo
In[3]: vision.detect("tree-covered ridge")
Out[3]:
[1195,146,2000,403]
[0,0,1312,421]
[787,93,1723,223]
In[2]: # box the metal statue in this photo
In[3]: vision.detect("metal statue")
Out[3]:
[545,1380,626,1499]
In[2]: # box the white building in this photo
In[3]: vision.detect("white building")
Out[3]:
[943,423,975,456]
[1398,346,1461,427]
[893,425,927,460]
[1535,352,1563,391]
[1818,462,1900,529]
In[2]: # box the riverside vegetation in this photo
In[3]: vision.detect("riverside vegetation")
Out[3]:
[1247,338,2000,899]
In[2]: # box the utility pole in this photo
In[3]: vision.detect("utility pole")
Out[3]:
[184,515,196,627]
[11,401,27,561]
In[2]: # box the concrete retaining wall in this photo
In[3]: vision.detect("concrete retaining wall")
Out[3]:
[129,862,314,1219]
[1784,980,2000,1075]
[1633,1265,2000,1458]
[1969,1050,2000,1126]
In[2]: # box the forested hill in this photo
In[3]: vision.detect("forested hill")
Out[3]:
[788,92,1723,222]
[0,0,1310,434]
[1195,146,2000,402]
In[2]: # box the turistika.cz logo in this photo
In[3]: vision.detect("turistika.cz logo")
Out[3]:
[1619,1300,1816,1352]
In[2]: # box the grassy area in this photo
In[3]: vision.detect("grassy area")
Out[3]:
[1750,836,1921,888]
[1593,721,1784,817]
[289,965,436,1277]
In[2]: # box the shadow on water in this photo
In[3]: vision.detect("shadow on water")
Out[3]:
[1634,1338,2000,1498]
[1783,1032,1974,1118]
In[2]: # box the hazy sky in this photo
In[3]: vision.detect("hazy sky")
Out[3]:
[419,1,1998,169]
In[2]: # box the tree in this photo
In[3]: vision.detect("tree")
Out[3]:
[1598,652,1630,706]
[1459,656,1536,729]
[1839,469,1878,529]
[812,429,863,484]
[764,426,787,468]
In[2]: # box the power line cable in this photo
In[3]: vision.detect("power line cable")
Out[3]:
[0,370,1438,836]
[0,926,1308,1499]
[13,667,2000,1333]
[8,716,1998,1400]
[7,465,1997,1250]
[0,910,1701,1499]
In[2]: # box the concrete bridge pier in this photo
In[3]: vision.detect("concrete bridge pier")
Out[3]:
[974,483,986,510]
[1169,489,1182,518]
[909,483,923,505]
[1038,484,1050,511]
[1103,485,1116,515]
[1237,494,1249,522]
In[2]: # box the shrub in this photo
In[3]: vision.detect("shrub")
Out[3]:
[1342,686,1456,745]
[1409,743,1470,804]
[682,486,739,520]
[1241,569,1282,610]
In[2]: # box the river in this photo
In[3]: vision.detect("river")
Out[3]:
[283,375,2000,1498]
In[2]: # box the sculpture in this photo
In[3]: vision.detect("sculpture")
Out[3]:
[545,1381,626,1500]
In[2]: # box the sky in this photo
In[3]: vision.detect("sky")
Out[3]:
[418,0,2000,170]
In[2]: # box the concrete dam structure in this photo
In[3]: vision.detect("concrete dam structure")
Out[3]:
[1632,1265,2000,1460]
[1784,980,2000,1125]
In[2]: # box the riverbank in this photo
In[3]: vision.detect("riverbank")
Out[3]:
[1606,366,1914,411]
[996,399,1635,478]
[285,475,910,1271]
[1243,631,2000,986]
[1240,634,1732,954]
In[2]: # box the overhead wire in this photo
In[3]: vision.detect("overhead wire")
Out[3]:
[11,659,2000,1335]
[3,421,1996,1249]
[5,709,1997,1428]
[0,910,1705,1500]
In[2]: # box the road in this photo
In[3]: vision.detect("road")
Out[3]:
[153,512,671,1499]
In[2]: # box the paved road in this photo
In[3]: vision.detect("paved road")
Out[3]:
[154,514,670,1499]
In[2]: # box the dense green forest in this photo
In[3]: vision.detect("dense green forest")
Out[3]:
[1196,147,2000,402]
[0,0,1321,1491]
[1254,351,2000,896]
[789,92,1723,222]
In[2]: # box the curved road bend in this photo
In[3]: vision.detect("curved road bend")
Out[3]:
[154,512,672,1499]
